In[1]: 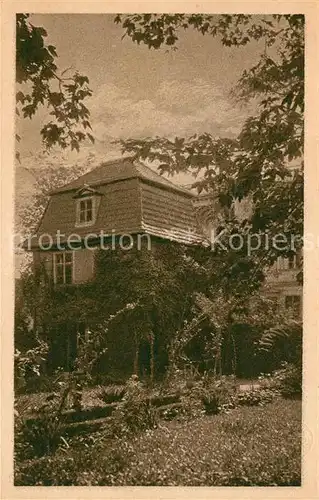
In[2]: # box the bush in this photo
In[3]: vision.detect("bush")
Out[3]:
[113,375,158,434]
[15,382,72,459]
[162,366,197,396]
[159,403,184,421]
[236,387,276,407]
[257,320,302,372]
[168,374,238,418]
[196,375,238,415]
[264,362,302,399]
[97,384,126,404]
[14,339,49,393]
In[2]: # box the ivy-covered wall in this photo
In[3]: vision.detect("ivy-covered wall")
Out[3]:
[36,240,200,379]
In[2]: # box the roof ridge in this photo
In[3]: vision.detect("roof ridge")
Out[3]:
[133,160,178,186]
[100,155,135,166]
[49,156,134,194]
[133,159,194,196]
[50,155,194,197]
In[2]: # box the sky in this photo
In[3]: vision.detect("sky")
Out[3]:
[14,10,275,259]
[17,14,263,176]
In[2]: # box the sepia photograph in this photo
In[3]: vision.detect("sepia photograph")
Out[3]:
[10,9,307,488]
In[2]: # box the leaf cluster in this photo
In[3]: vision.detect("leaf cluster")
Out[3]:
[16,14,94,155]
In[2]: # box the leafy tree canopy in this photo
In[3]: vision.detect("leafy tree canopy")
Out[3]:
[16,14,94,158]
[116,14,304,269]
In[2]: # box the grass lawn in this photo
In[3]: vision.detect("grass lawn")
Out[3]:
[15,398,301,486]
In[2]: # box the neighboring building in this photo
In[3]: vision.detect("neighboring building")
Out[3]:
[192,192,303,319]
[263,254,302,318]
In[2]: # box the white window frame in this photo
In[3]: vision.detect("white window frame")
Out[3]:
[75,196,96,227]
[53,251,74,285]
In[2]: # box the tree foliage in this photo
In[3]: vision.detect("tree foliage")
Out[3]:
[258,318,302,367]
[116,14,304,271]
[112,14,304,377]
[16,14,94,157]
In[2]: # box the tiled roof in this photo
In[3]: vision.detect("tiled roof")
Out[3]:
[140,182,202,245]
[30,157,205,249]
[51,156,194,197]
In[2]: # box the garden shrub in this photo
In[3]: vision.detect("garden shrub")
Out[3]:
[158,403,184,421]
[263,362,302,399]
[97,384,126,404]
[162,366,198,396]
[14,339,49,394]
[236,387,276,407]
[196,375,238,414]
[15,381,73,459]
[172,374,238,417]
[178,391,203,419]
[257,320,302,373]
[113,375,158,434]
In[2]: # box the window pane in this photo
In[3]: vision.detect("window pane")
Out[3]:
[55,254,64,265]
[65,252,73,263]
[65,265,73,284]
[56,265,64,284]
[54,252,73,284]
[78,198,94,224]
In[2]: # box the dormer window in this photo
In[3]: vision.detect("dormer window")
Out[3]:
[74,185,102,227]
[78,197,94,225]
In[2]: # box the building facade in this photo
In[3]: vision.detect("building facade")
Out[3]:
[29,157,203,285]
[192,192,302,318]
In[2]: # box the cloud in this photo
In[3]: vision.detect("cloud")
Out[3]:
[89,78,250,142]
[156,78,224,113]
[16,77,251,205]
[17,77,252,195]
